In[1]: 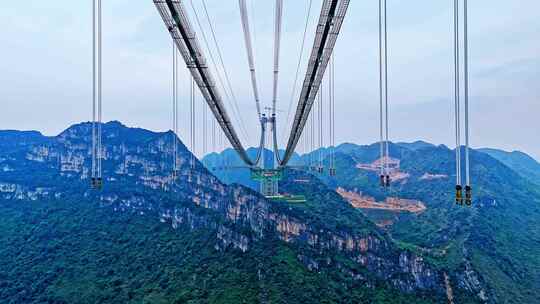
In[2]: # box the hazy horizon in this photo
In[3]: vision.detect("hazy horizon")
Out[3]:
[2,119,538,163]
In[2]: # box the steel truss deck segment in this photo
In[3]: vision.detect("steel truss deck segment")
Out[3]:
[280,0,350,166]
[154,0,254,166]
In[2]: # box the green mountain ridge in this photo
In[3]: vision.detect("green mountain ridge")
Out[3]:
[0,122,468,303]
[205,141,540,303]
[479,148,540,186]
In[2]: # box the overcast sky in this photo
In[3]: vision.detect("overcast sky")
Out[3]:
[0,0,538,160]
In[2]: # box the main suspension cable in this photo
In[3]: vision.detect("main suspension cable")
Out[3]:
[269,0,284,167]
[239,0,263,120]
[189,0,251,144]
[272,0,284,115]
[250,0,261,99]
[281,0,351,166]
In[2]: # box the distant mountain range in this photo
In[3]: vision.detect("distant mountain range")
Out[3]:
[478,148,540,186]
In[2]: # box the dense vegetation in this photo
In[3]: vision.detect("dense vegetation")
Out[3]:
[207,142,540,303]
[0,123,450,303]
[0,198,441,304]
[318,144,540,304]
[3,122,539,303]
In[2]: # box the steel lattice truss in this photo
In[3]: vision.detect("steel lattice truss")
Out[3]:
[153,0,254,166]
[154,0,350,168]
[280,0,350,166]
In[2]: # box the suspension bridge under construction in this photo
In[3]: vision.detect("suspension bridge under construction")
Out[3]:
[90,0,473,206]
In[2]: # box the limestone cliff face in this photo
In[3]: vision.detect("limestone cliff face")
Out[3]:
[0,122,485,300]
[267,212,442,293]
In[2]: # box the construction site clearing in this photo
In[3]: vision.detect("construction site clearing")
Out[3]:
[337,187,426,213]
